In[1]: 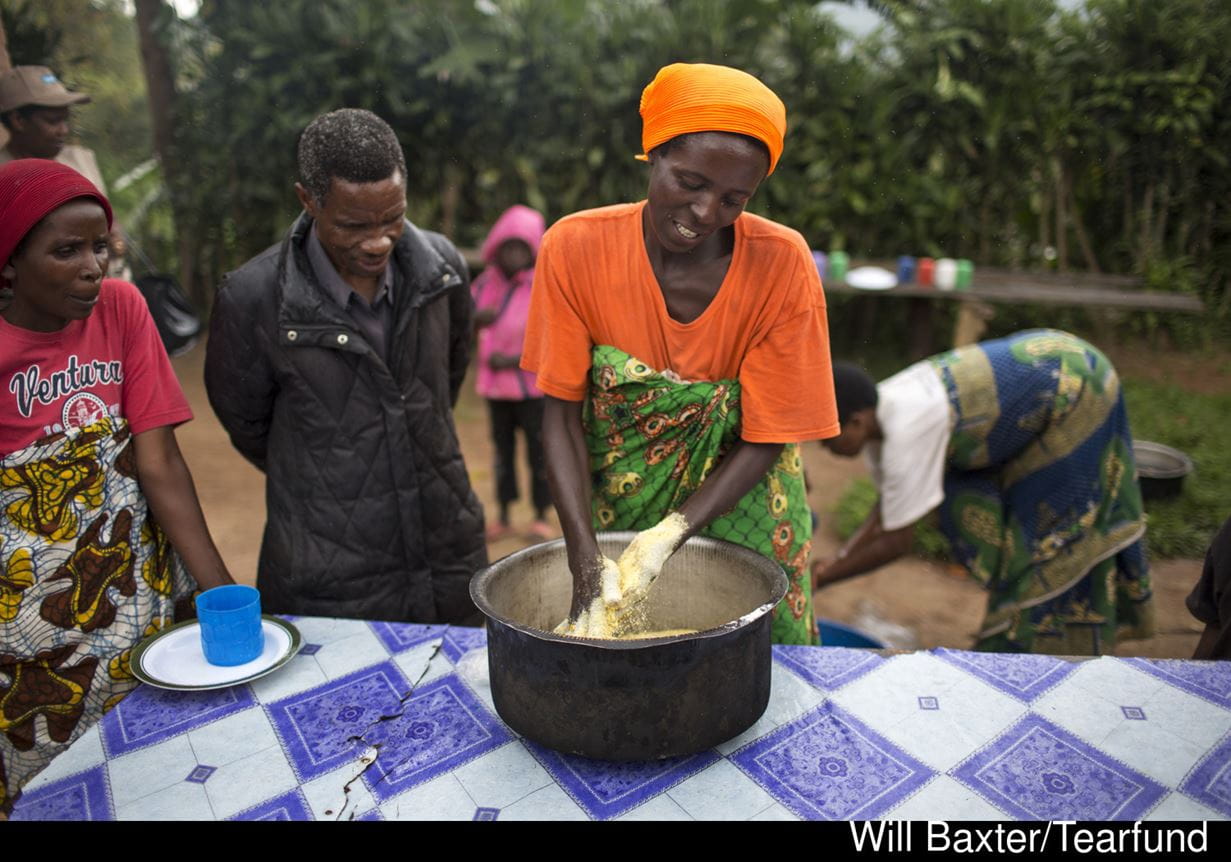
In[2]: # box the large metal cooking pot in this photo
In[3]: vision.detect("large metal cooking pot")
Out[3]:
[470,533,787,761]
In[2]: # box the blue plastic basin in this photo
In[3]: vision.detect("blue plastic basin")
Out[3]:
[818,619,885,649]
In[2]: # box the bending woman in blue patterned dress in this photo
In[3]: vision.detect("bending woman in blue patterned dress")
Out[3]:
[813,329,1153,655]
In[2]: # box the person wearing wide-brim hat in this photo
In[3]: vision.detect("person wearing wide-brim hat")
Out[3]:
[522,63,841,644]
[0,65,126,276]
[0,66,106,195]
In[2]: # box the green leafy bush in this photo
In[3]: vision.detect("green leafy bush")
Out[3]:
[14,0,1231,330]
[1124,378,1231,558]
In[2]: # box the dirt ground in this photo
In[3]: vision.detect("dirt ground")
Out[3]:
[172,340,1203,659]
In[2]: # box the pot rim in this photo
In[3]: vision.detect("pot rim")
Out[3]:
[470,532,788,651]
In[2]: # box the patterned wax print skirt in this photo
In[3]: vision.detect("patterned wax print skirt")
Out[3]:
[930,329,1154,654]
[0,417,195,812]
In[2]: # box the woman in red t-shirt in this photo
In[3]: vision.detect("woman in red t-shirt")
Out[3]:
[0,159,235,813]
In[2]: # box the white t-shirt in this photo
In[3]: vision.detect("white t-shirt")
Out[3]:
[865,360,953,530]
[0,144,106,194]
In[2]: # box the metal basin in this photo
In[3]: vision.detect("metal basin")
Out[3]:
[1133,440,1194,501]
[470,533,787,761]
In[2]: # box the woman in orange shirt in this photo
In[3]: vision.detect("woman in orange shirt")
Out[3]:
[521,63,840,644]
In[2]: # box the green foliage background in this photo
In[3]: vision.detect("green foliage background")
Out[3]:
[1122,378,1231,558]
[11,0,1229,326]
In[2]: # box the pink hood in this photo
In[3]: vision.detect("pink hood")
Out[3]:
[473,205,547,401]
[480,204,546,265]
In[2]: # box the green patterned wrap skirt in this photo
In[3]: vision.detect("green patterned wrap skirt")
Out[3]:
[582,345,818,645]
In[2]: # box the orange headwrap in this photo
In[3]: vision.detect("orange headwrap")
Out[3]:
[638,63,787,176]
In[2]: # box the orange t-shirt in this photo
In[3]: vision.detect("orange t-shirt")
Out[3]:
[521,201,839,444]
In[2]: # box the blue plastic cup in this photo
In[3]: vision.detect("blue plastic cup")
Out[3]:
[197,585,264,666]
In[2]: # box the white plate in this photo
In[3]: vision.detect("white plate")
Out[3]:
[845,266,899,290]
[131,616,301,691]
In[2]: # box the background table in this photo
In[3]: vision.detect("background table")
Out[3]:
[818,264,1205,360]
[10,616,1230,821]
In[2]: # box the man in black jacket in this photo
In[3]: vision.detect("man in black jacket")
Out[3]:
[205,109,487,623]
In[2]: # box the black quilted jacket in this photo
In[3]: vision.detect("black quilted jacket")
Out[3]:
[204,212,487,623]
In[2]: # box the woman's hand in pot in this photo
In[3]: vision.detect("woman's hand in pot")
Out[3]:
[616,513,690,599]
[569,554,609,620]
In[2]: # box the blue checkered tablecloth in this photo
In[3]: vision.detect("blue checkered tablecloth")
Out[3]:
[10,616,1231,821]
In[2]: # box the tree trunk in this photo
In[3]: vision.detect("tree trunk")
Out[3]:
[134,0,200,307]
[1037,166,1051,261]
[1199,199,1214,257]
[440,160,461,240]
[1154,179,1171,256]
[1138,181,1156,271]
[1178,210,1193,259]
[0,18,8,156]
[135,1,176,171]
[1065,174,1101,273]
[1054,158,1068,272]
[0,15,12,72]
[978,196,991,264]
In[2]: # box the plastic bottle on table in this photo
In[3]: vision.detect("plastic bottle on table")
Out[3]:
[956,259,974,291]
[828,250,849,283]
[917,257,935,287]
[812,250,827,280]
[935,258,958,291]
[896,255,916,284]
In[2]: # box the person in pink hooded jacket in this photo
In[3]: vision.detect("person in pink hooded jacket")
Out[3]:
[473,204,553,540]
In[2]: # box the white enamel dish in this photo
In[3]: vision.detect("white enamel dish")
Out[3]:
[845,266,899,290]
[131,615,301,691]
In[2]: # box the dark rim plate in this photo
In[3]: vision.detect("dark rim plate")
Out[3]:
[130,614,302,691]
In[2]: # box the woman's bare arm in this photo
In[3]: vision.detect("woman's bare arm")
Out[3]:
[133,426,235,591]
[811,501,914,589]
[676,440,783,541]
[542,396,604,617]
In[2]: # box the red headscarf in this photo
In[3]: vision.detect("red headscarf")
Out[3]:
[0,159,113,273]
[638,63,787,175]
